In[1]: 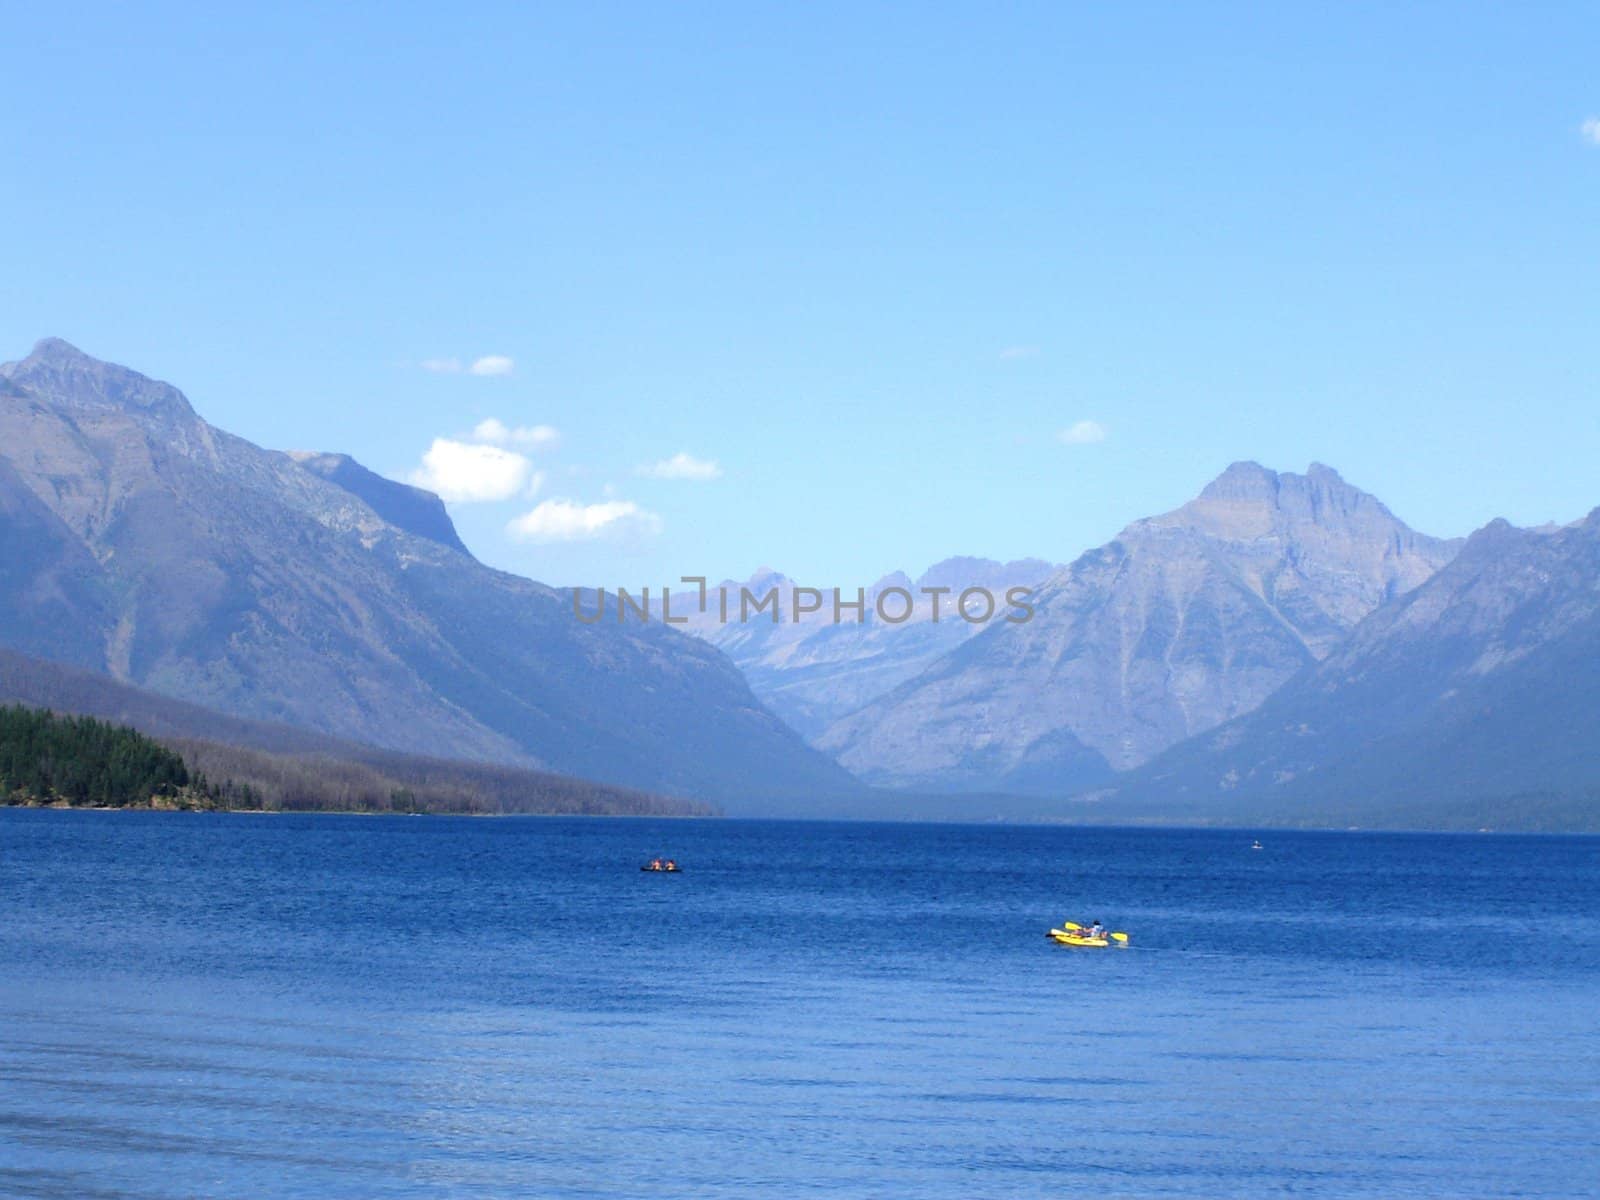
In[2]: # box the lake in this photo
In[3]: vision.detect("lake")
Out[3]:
[2,810,1597,1198]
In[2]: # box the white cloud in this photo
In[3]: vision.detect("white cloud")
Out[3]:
[1058,420,1108,445]
[1583,117,1600,145]
[472,418,560,449]
[408,438,534,502]
[468,355,515,377]
[999,345,1039,360]
[419,357,463,374]
[507,498,663,543]
[638,451,723,481]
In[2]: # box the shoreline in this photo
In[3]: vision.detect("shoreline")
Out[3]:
[0,800,712,820]
[4,801,1596,836]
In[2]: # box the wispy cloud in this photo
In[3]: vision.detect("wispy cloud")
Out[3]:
[1583,116,1600,145]
[507,499,663,543]
[472,418,560,449]
[408,439,535,502]
[999,345,1039,361]
[637,451,722,481]
[468,355,515,377]
[414,354,515,376]
[1058,420,1108,446]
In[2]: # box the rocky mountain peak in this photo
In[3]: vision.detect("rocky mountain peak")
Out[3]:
[916,555,1055,592]
[1194,459,1280,503]
[1149,461,1401,544]
[27,337,93,363]
[746,566,792,590]
[0,338,196,421]
[1191,459,1362,507]
[1458,517,1522,553]
[820,462,1460,791]
[870,570,915,594]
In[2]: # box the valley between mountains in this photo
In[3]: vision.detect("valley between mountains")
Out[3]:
[3,338,1598,829]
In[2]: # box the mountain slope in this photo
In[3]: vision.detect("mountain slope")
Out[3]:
[0,449,115,667]
[0,338,854,802]
[1109,512,1600,829]
[0,645,708,815]
[818,463,1458,793]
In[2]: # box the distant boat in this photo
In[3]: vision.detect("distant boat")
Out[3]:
[1251,840,1263,851]
[641,860,681,872]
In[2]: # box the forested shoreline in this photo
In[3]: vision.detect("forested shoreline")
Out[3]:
[0,704,713,817]
[0,705,246,809]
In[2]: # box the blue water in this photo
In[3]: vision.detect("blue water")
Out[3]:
[2,811,1597,1198]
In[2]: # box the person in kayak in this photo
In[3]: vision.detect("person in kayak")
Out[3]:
[1088,921,1106,939]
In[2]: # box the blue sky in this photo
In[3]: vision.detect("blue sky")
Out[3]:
[4,3,1596,586]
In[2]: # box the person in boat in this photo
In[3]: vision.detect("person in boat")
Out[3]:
[648,858,662,870]
[1088,921,1106,939]
[664,859,677,871]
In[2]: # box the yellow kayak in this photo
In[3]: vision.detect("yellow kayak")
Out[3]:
[1051,931,1110,947]
[1048,923,1128,947]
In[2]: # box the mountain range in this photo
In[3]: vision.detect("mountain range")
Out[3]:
[5,338,1600,830]
[1104,510,1600,829]
[672,557,1055,738]
[0,338,853,803]
[816,463,1460,793]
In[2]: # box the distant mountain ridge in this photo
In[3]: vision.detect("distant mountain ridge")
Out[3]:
[819,462,1460,793]
[0,338,854,803]
[1106,509,1600,829]
[673,557,1057,738]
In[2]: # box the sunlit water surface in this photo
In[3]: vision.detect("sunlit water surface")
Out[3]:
[2,811,1597,1198]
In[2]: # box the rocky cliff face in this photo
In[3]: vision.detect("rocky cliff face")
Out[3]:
[817,463,1459,792]
[1112,511,1600,827]
[0,339,854,802]
[289,451,469,554]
